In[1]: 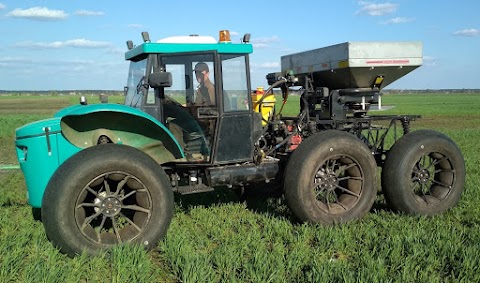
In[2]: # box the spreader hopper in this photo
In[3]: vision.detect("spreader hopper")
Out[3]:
[281,42,423,89]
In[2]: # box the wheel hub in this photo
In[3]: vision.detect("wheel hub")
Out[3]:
[316,169,338,191]
[101,197,121,216]
[415,168,431,184]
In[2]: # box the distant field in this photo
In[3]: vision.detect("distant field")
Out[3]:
[1,93,480,282]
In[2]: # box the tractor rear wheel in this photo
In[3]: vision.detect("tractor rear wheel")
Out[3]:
[382,130,465,215]
[42,144,173,257]
[284,130,377,224]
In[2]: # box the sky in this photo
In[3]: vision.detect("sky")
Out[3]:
[0,0,479,91]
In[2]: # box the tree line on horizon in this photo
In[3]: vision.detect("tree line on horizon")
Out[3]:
[1,89,480,96]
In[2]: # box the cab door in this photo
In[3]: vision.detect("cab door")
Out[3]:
[214,54,253,163]
[160,53,220,163]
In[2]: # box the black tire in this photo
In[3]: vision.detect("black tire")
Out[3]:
[284,130,377,224]
[382,130,465,215]
[42,144,174,257]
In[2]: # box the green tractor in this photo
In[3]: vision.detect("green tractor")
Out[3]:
[15,31,465,257]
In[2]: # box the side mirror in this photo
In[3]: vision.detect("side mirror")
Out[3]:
[148,72,172,88]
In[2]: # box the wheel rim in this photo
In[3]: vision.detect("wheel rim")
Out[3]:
[74,171,152,245]
[312,155,364,214]
[411,152,455,205]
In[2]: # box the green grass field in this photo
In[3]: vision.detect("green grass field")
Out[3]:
[1,93,479,282]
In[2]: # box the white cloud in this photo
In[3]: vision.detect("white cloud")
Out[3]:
[74,10,105,16]
[423,56,437,67]
[107,47,127,55]
[58,59,97,66]
[7,7,68,21]
[453,28,480,37]
[251,36,280,48]
[0,3,6,10]
[251,62,280,68]
[0,56,30,65]
[252,43,268,48]
[0,56,40,68]
[252,36,280,44]
[15,39,112,49]
[356,1,398,16]
[128,24,144,29]
[382,17,414,24]
[0,56,106,66]
[1,57,111,67]
[62,39,111,48]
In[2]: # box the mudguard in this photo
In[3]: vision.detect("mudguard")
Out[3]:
[56,103,184,163]
[15,103,183,208]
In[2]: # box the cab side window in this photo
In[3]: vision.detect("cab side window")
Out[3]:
[221,55,249,112]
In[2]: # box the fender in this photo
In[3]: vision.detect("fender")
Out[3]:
[15,104,184,208]
[56,103,184,163]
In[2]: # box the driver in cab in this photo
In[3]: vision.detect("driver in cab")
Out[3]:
[193,62,215,106]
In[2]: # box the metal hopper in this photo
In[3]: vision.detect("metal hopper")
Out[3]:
[281,42,423,89]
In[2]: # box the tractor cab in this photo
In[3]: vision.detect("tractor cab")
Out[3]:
[124,31,256,164]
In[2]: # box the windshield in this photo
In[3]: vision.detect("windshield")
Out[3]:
[124,59,147,108]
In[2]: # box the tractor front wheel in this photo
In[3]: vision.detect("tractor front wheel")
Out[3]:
[42,144,173,257]
[284,130,377,224]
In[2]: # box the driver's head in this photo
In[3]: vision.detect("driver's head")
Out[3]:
[194,62,209,83]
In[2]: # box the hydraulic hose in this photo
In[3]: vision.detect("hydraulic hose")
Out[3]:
[253,78,289,124]
[253,78,287,109]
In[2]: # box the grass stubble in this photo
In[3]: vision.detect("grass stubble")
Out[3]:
[0,93,479,282]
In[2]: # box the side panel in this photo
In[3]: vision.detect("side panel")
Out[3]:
[16,132,81,208]
[214,113,253,163]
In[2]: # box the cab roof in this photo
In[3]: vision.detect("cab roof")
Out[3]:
[125,42,253,61]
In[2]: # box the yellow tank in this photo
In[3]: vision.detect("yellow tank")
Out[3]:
[251,87,276,126]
